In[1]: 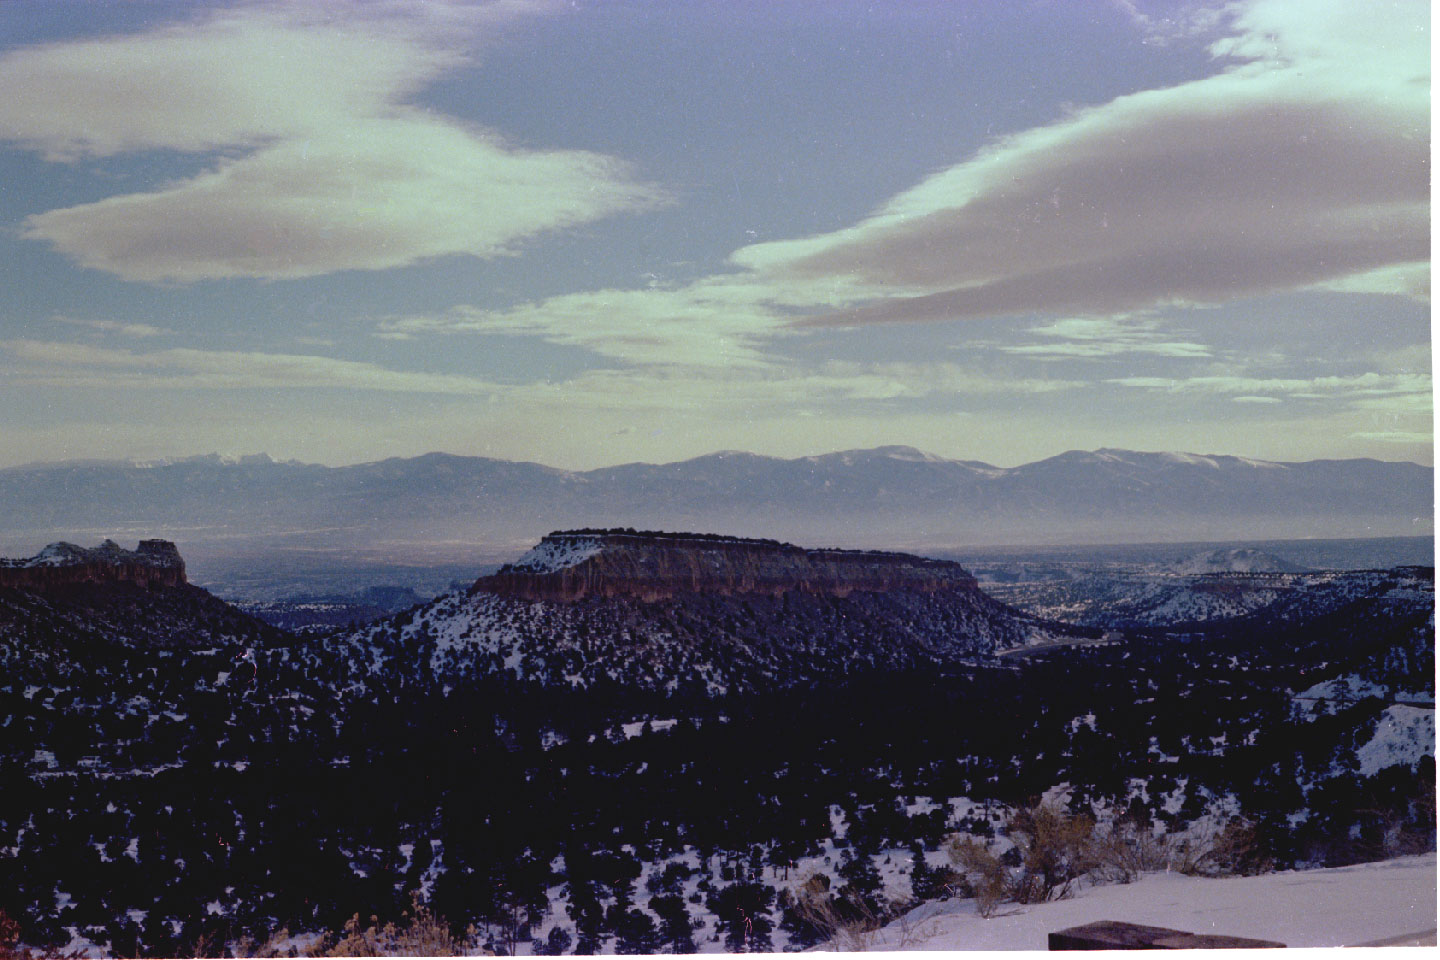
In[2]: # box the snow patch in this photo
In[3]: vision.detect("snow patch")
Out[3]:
[620,718,677,739]
[1356,705,1435,776]
[1159,451,1218,468]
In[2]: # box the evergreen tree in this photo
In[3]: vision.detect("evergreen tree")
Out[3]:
[705,882,774,953]
[908,841,940,902]
[613,907,660,955]
[566,877,605,955]
[537,925,572,955]
[836,850,883,910]
[649,895,696,954]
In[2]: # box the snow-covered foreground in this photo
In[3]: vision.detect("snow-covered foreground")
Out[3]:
[848,854,1436,951]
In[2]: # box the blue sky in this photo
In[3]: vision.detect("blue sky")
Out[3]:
[0,0,1429,469]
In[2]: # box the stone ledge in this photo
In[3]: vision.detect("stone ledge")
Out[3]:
[1350,928,1437,947]
[1049,920,1286,950]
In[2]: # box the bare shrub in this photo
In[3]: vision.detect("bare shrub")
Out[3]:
[0,911,24,960]
[235,926,307,958]
[889,908,942,950]
[790,877,882,952]
[1092,822,1173,884]
[0,911,58,960]
[1171,817,1270,877]
[308,893,474,957]
[1004,802,1098,903]
[947,803,1101,914]
[944,836,1008,918]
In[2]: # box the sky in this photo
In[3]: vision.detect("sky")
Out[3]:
[0,0,1430,470]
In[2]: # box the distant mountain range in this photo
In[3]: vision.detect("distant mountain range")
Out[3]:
[0,447,1430,567]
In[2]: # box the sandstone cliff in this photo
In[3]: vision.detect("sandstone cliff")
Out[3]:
[0,539,187,591]
[472,529,981,603]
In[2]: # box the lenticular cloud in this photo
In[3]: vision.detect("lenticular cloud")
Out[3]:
[733,4,1428,325]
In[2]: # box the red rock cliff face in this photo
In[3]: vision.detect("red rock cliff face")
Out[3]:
[0,539,187,591]
[473,531,979,603]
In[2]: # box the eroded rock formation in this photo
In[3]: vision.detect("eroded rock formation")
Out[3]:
[0,539,187,591]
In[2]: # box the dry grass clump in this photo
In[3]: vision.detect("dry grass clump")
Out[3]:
[307,894,481,957]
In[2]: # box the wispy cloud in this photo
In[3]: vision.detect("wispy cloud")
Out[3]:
[1108,0,1228,46]
[1,337,1078,423]
[376,277,796,369]
[1349,431,1434,444]
[1105,371,1432,411]
[3,1,666,282]
[1,340,503,395]
[499,361,1081,418]
[52,315,170,338]
[1000,316,1212,359]
[374,265,898,369]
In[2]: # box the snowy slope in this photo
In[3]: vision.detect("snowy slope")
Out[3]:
[1357,705,1436,776]
[1295,674,1434,708]
[851,854,1437,951]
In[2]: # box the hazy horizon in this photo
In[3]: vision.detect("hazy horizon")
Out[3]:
[1,442,1433,475]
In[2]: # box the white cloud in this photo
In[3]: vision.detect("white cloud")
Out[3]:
[0,4,448,161]
[26,117,664,283]
[730,0,1427,326]
[3,1,665,282]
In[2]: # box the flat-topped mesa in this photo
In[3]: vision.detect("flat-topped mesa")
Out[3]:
[0,539,187,591]
[472,529,979,603]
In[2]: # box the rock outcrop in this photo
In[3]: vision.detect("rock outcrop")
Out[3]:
[0,539,187,591]
[472,529,982,603]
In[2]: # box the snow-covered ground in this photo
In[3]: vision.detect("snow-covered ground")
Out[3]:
[1295,674,1435,707]
[848,853,1437,951]
[1357,705,1436,776]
